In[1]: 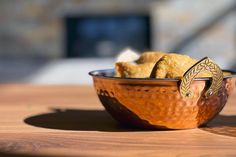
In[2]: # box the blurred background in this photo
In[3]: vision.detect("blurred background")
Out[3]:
[0,0,235,84]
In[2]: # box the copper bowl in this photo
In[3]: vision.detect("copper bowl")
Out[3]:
[89,59,236,129]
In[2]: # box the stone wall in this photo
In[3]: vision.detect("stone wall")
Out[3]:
[0,0,153,58]
[0,0,235,66]
[153,0,236,69]
[0,0,78,58]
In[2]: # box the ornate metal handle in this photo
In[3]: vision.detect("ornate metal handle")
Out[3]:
[180,57,223,98]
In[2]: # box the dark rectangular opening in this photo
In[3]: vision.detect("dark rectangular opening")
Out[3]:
[65,15,151,58]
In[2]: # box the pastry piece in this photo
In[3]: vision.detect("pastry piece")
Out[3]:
[150,53,211,78]
[136,51,166,64]
[115,62,155,78]
[115,51,218,79]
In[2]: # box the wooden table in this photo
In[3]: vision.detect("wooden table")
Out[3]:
[0,85,235,157]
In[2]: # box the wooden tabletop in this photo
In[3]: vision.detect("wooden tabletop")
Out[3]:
[0,85,235,157]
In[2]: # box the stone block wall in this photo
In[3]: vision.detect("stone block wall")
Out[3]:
[153,0,236,69]
[0,0,152,58]
[0,0,235,68]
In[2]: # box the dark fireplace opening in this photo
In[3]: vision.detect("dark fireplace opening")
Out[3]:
[65,15,151,58]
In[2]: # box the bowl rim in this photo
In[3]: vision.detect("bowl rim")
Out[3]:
[89,69,236,81]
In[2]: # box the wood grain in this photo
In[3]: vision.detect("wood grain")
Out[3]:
[0,84,235,157]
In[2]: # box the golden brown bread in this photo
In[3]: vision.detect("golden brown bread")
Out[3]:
[136,51,166,64]
[151,53,196,78]
[115,51,165,78]
[115,62,155,78]
[115,52,222,79]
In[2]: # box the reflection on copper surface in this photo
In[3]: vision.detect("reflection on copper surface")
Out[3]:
[90,69,236,129]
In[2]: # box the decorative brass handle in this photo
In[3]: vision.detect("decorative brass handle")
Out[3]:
[180,57,223,98]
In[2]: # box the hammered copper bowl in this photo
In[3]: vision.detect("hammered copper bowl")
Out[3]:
[89,69,236,129]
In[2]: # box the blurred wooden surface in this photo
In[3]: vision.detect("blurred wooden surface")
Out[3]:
[0,85,235,157]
